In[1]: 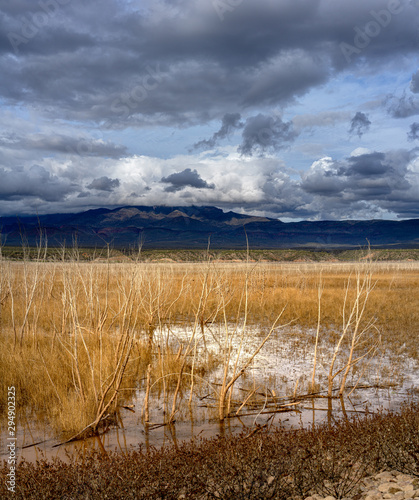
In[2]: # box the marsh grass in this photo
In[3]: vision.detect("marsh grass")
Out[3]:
[0,321,148,435]
[0,248,418,437]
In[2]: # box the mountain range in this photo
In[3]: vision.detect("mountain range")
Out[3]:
[1,206,419,249]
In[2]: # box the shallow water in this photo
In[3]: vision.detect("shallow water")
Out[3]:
[1,323,418,463]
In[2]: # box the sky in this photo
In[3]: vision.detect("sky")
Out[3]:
[1,0,419,220]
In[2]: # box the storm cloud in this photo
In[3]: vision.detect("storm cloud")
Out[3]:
[386,93,419,119]
[193,113,243,151]
[301,149,416,218]
[238,114,297,156]
[410,70,419,93]
[161,168,215,192]
[1,0,418,126]
[349,112,371,138]
[87,177,120,192]
[0,0,418,220]
[0,165,76,202]
[408,122,419,141]
[0,133,127,158]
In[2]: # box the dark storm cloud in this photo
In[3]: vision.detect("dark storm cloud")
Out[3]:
[238,114,297,156]
[347,152,388,176]
[301,151,412,203]
[0,133,127,158]
[349,112,371,138]
[301,166,345,196]
[0,0,418,127]
[408,122,419,140]
[193,113,243,151]
[0,165,77,201]
[410,69,419,93]
[161,168,215,192]
[386,93,419,118]
[87,177,120,192]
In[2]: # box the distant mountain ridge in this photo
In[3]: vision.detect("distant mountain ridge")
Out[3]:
[1,205,419,249]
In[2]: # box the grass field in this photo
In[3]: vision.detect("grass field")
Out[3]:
[1,246,418,439]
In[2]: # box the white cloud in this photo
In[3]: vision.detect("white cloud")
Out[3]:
[350,147,372,157]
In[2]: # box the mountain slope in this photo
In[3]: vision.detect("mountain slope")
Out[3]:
[1,206,419,249]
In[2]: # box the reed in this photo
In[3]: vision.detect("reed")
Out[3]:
[1,245,418,437]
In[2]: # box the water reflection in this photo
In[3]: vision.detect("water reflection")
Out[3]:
[2,324,418,463]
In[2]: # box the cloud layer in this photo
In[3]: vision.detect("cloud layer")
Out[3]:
[0,0,419,220]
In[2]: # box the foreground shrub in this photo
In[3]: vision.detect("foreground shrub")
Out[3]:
[1,402,418,499]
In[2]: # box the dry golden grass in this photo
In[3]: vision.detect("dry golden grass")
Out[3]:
[1,256,418,435]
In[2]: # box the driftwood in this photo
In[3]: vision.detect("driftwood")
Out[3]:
[52,414,112,448]
[22,439,48,450]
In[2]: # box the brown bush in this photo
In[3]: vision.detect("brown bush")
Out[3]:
[1,402,418,499]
